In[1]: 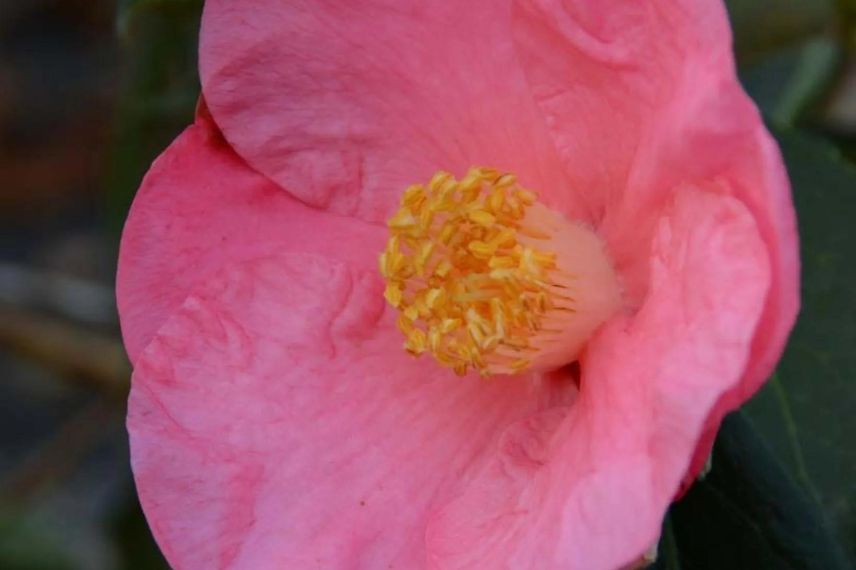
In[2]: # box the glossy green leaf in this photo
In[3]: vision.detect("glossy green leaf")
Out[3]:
[743,127,856,563]
[655,413,849,570]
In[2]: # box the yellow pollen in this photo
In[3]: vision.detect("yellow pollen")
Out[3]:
[379,167,584,377]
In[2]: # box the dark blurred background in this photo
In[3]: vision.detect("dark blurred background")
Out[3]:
[0,1,853,569]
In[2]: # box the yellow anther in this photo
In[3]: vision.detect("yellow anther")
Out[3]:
[397,314,414,334]
[516,188,537,205]
[429,327,443,352]
[488,256,516,269]
[481,334,502,354]
[467,322,485,346]
[440,318,461,334]
[419,207,434,231]
[402,184,426,206]
[489,229,516,248]
[465,307,490,329]
[534,251,557,269]
[434,259,453,278]
[519,248,540,272]
[388,209,416,229]
[468,210,496,226]
[461,183,483,203]
[518,225,552,240]
[495,173,517,188]
[459,172,482,193]
[415,242,435,275]
[438,223,457,246]
[404,305,419,321]
[378,251,389,277]
[487,187,505,213]
[379,166,580,377]
[467,240,495,259]
[384,282,403,307]
[405,329,428,355]
[425,288,445,309]
[429,171,453,190]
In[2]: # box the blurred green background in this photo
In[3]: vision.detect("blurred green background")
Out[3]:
[0,1,853,569]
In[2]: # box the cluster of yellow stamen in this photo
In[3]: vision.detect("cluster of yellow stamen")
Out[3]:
[379,167,574,377]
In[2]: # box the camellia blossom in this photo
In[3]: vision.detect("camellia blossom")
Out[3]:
[117,0,799,569]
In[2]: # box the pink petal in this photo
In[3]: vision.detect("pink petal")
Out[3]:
[116,115,384,363]
[512,0,733,238]
[198,0,588,223]
[512,0,799,482]
[425,188,771,569]
[129,253,577,570]
[684,131,800,489]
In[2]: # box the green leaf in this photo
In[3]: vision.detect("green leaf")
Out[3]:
[107,0,203,232]
[116,0,204,37]
[110,494,170,570]
[743,127,856,563]
[724,0,844,129]
[0,512,75,570]
[738,38,841,127]
[654,413,850,570]
[725,0,836,62]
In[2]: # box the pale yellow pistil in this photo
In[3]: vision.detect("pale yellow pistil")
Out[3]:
[379,167,621,377]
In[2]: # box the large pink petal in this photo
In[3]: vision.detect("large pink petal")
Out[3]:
[198,0,588,223]
[426,188,770,569]
[116,115,384,363]
[129,253,577,570]
[512,0,799,483]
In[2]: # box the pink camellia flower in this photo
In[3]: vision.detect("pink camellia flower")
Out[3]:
[117,0,799,568]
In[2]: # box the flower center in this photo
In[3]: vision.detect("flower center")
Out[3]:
[379,167,622,377]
